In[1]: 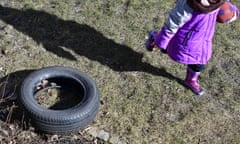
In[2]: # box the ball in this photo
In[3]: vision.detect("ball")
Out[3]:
[217,2,235,23]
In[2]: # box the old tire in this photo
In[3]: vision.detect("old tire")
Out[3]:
[18,66,99,134]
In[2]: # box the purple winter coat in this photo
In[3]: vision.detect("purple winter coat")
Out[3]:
[155,0,239,65]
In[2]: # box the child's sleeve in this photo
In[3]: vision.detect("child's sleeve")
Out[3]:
[228,2,240,23]
[155,0,193,49]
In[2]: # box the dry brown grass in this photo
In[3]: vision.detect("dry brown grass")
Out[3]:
[0,0,240,143]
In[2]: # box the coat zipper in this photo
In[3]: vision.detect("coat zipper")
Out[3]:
[183,30,193,46]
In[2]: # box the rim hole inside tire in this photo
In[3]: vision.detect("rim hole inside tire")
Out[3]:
[34,77,84,110]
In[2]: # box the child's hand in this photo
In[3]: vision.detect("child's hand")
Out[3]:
[146,42,156,51]
[146,30,158,51]
[146,30,167,54]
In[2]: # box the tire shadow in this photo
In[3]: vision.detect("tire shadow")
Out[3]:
[0,70,33,129]
[0,5,183,83]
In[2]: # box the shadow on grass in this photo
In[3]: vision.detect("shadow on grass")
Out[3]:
[0,70,33,128]
[0,8,191,124]
[0,6,184,82]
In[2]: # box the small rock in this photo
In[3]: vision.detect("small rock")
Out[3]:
[109,136,120,144]
[1,49,7,55]
[87,127,99,138]
[87,127,110,141]
[0,66,4,71]
[110,136,127,144]
[97,130,109,141]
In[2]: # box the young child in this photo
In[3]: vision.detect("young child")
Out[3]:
[146,0,239,95]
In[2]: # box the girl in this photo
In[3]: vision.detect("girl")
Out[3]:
[146,0,239,95]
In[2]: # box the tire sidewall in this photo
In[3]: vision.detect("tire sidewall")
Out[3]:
[19,66,99,125]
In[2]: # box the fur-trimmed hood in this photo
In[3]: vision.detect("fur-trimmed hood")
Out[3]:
[187,0,226,13]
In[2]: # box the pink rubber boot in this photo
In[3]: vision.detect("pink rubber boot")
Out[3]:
[184,68,204,95]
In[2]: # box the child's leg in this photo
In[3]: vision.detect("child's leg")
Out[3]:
[184,64,206,95]
[187,64,206,73]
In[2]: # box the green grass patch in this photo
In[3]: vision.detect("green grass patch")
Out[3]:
[0,0,240,143]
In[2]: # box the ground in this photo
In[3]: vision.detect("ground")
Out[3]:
[0,1,240,144]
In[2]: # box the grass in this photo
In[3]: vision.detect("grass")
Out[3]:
[0,0,240,143]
